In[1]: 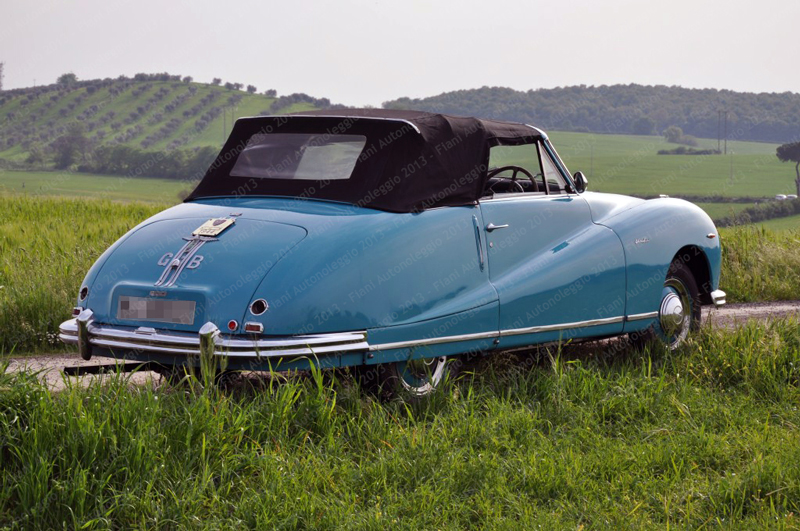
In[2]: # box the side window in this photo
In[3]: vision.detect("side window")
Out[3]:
[538,143,567,194]
[485,144,546,196]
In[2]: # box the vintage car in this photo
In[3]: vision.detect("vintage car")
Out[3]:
[60,109,725,396]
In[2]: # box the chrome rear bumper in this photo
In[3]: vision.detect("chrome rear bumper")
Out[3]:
[59,310,369,360]
[710,289,726,307]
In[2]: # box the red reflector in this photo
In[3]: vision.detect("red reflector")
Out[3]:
[244,322,263,333]
[227,320,238,331]
[72,307,82,316]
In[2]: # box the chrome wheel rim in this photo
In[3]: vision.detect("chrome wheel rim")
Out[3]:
[659,278,692,349]
[397,356,447,396]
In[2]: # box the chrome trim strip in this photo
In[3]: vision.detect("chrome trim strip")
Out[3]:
[248,114,422,134]
[369,331,497,352]
[369,315,628,351]
[524,124,548,139]
[498,316,625,337]
[626,311,659,321]
[471,215,485,272]
[711,289,726,306]
[541,139,575,192]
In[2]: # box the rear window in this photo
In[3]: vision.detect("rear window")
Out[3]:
[230,133,366,181]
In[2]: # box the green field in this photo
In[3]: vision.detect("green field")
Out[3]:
[549,132,791,198]
[691,202,756,220]
[0,170,188,203]
[758,213,800,231]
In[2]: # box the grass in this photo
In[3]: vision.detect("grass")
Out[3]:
[0,196,164,353]
[720,225,800,302]
[2,319,800,528]
[0,169,190,203]
[758,213,800,231]
[692,202,756,221]
[548,131,792,199]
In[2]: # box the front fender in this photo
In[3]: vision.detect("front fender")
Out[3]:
[598,198,721,318]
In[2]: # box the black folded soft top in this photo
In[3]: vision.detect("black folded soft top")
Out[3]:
[186,109,544,213]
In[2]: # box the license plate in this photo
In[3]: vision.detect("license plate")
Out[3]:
[117,296,196,325]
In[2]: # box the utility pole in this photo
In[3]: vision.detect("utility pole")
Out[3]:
[724,111,728,155]
[717,110,721,152]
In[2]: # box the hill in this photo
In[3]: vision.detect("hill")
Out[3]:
[383,84,800,144]
[0,73,332,174]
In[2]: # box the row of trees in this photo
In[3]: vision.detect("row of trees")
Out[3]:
[43,121,217,178]
[384,84,800,144]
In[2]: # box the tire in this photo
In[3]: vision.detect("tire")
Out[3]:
[356,356,450,399]
[154,363,233,387]
[629,260,701,350]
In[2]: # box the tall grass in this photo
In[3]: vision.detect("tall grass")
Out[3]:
[1,196,799,353]
[2,320,800,528]
[0,196,163,353]
[720,225,800,302]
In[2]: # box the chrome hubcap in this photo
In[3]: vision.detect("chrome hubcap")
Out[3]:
[659,292,684,336]
[659,278,692,349]
[399,356,447,396]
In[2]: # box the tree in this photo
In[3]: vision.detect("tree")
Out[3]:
[776,141,800,196]
[264,89,277,97]
[57,72,78,86]
[232,83,243,91]
[182,76,193,83]
[52,123,90,169]
[224,82,234,90]
[25,144,44,165]
[211,78,222,86]
[631,116,655,136]
[246,84,257,94]
[663,126,683,143]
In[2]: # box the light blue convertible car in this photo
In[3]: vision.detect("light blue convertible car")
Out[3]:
[60,109,725,396]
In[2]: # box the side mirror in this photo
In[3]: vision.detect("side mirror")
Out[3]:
[572,171,588,193]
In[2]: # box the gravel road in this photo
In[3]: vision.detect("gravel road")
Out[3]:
[5,301,799,389]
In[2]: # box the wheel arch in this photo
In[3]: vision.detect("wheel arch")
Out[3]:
[672,245,713,305]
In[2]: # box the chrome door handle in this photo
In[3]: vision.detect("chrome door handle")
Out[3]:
[486,223,509,232]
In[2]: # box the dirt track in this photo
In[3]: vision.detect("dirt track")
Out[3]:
[5,301,799,389]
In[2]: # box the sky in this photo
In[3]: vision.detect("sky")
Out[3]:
[2,0,799,107]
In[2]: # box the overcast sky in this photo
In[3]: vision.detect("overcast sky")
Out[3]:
[2,0,798,106]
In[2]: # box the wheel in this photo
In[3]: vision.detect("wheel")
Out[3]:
[154,363,233,387]
[153,363,195,385]
[357,356,450,399]
[630,260,701,350]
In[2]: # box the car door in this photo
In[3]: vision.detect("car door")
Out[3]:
[478,140,627,349]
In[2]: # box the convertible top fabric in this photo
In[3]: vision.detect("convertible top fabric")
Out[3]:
[185,109,543,212]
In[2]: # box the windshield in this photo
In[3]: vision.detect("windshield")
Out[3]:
[230,133,367,181]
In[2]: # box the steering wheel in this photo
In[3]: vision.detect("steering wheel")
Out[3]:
[487,165,538,194]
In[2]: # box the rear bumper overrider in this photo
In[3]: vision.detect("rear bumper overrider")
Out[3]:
[59,309,369,361]
[710,289,726,307]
